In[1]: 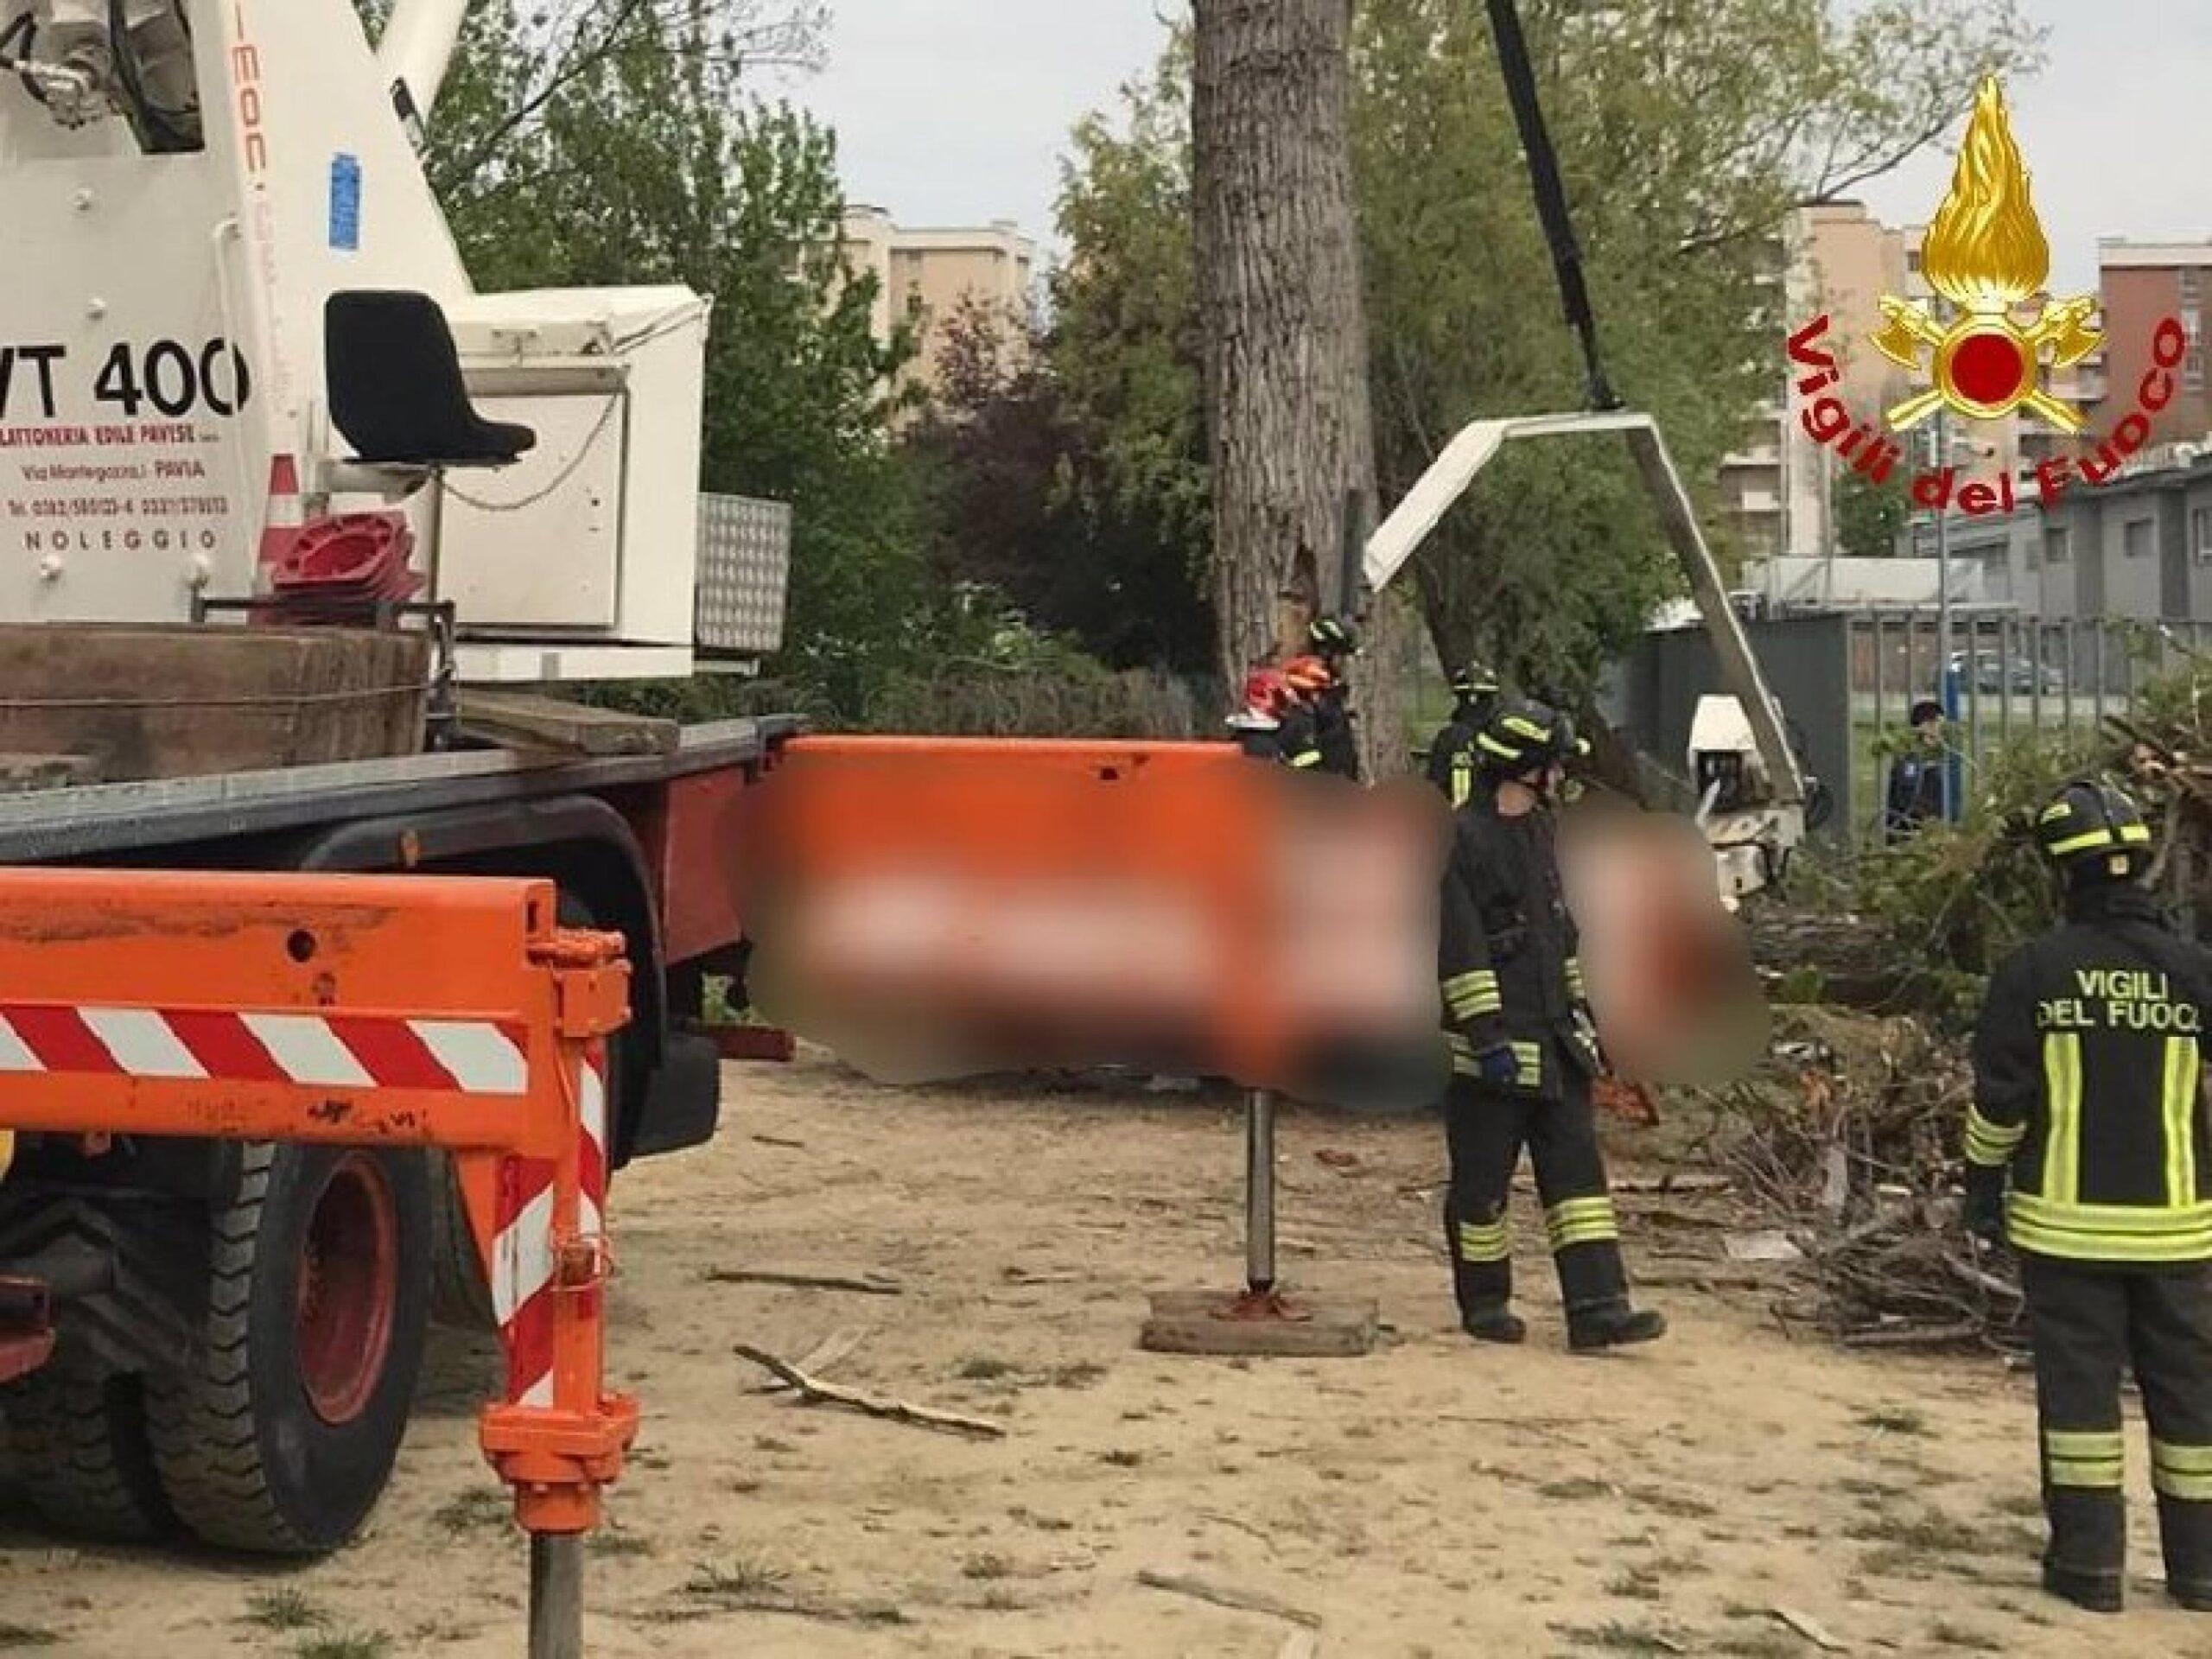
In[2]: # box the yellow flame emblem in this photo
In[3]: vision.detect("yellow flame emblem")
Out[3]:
[1872,79,2102,433]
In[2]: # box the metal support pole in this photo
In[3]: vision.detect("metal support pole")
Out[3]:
[1935,409,1954,822]
[1244,1088,1276,1294]
[530,1535,585,1659]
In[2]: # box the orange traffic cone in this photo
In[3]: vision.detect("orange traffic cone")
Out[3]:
[255,453,303,593]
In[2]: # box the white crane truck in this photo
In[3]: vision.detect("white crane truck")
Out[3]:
[0,0,800,1553]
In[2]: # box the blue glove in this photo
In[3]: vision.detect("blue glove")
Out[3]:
[1473,1045,1521,1087]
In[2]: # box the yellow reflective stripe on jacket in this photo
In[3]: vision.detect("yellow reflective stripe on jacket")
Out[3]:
[2007,1192,2212,1263]
[2043,1033,2082,1206]
[1455,1218,1511,1263]
[2167,1036,2202,1210]
[1510,1042,1544,1089]
[1441,970,1503,1020]
[1288,748,1324,768]
[1964,1103,2027,1167]
[1450,753,1474,808]
[1566,957,1587,999]
[2047,829,2118,856]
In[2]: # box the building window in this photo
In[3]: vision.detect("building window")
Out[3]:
[2188,268,2206,304]
[2195,505,2212,564]
[905,290,926,321]
[2044,526,2070,565]
[2190,352,2207,395]
[2126,518,2155,560]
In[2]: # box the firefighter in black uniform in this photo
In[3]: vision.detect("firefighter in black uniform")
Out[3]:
[1437,697,1666,1350]
[1304,615,1363,781]
[1427,662,1502,807]
[1969,779,2212,1615]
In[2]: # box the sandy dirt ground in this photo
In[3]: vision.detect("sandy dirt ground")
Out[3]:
[3,1052,2203,1656]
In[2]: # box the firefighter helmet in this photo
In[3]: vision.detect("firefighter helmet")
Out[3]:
[2036,779,2153,879]
[1475,697,1581,777]
[1449,662,1501,702]
[1307,615,1359,658]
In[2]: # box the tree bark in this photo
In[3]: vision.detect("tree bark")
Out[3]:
[1193,0,1397,772]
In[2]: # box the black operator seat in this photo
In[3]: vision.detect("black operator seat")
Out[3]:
[324,290,537,467]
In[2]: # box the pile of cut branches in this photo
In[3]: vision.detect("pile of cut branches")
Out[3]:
[1694,1007,2024,1353]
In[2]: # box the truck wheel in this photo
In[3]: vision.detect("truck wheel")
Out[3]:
[1,1361,172,1541]
[144,1142,430,1554]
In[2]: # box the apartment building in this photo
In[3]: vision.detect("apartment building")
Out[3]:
[1724,203,2051,563]
[842,207,1039,397]
[2085,239,2212,444]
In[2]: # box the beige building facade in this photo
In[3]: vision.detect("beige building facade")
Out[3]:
[842,207,1039,397]
[1724,201,2059,564]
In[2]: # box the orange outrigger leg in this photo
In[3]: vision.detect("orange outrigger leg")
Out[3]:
[0,868,634,1658]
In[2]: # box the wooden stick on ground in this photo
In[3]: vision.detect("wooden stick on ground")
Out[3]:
[1136,1568,1323,1629]
[753,1326,870,1395]
[733,1344,1005,1440]
[707,1267,905,1296]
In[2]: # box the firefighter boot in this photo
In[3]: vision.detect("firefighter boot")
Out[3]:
[1567,1303,1669,1353]
[2043,1561,2124,1615]
[1462,1306,1528,1345]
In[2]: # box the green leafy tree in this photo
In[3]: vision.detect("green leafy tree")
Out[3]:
[1056,1,2041,705]
[904,300,1214,674]
[358,1,931,719]
[1050,48,1211,621]
[1834,467,1912,559]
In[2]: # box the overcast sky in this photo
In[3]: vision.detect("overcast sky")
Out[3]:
[794,0,2209,289]
[793,3,1173,250]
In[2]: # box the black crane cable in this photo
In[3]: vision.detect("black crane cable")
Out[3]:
[1482,0,1622,413]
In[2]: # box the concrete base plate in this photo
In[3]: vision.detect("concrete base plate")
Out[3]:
[1138,1287,1379,1357]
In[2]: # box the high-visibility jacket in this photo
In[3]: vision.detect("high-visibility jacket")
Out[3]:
[1970,886,2212,1264]
[1426,696,1497,808]
[1437,793,1599,1097]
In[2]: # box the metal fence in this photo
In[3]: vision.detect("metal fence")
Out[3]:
[1614,611,2212,849]
[1847,612,2208,843]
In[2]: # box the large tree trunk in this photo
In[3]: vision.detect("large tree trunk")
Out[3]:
[1193,0,1402,775]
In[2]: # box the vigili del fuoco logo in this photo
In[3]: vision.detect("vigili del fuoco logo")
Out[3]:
[1787,77,2187,518]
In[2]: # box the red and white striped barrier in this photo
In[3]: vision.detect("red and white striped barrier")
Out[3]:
[494,1046,609,1409]
[0,1005,528,1095]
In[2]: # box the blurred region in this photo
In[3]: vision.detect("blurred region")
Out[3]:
[737,738,1452,1105]
[1560,805,1769,1088]
[736,737,1765,1103]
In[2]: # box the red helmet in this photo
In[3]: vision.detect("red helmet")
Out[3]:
[1242,666,1295,718]
[1281,655,1334,698]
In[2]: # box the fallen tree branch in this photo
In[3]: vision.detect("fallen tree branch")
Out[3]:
[733,1344,1005,1440]
[1137,1568,1323,1629]
[708,1267,905,1296]
[754,1326,870,1395]
[1840,1320,1982,1349]
[1768,1604,1847,1651]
